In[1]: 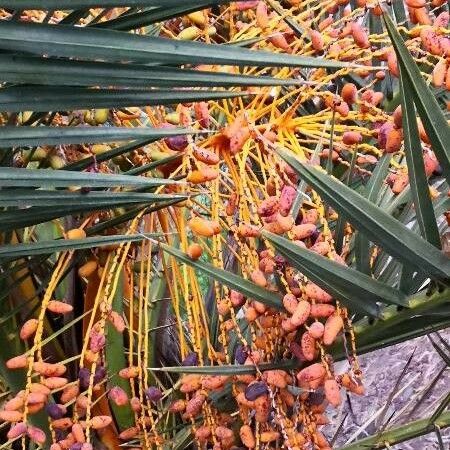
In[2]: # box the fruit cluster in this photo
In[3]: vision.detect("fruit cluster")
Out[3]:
[1,1,449,449]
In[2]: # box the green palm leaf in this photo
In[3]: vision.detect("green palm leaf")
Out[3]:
[0,125,194,147]
[340,411,450,450]
[86,199,183,235]
[0,204,165,232]
[160,243,283,310]
[277,149,450,281]
[0,190,185,207]
[0,233,162,261]
[0,167,179,188]
[354,154,391,274]
[105,272,135,430]
[0,55,303,89]
[0,86,245,112]
[63,138,160,172]
[94,2,219,30]
[0,21,351,69]
[152,359,297,375]
[263,231,407,308]
[382,11,450,185]
[398,73,440,248]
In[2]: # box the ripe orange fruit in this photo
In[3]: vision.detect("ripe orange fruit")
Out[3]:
[187,243,203,260]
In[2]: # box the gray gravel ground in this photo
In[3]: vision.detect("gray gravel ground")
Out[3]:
[325,330,450,449]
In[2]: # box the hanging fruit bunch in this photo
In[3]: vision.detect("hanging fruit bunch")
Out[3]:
[1,1,449,450]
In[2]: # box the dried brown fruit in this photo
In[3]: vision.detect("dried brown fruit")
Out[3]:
[239,425,256,448]
[324,379,341,406]
[301,332,317,361]
[323,314,344,345]
[291,300,311,327]
[47,300,73,314]
[6,354,28,369]
[19,319,39,340]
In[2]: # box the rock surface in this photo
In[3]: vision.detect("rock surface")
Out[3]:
[327,331,450,449]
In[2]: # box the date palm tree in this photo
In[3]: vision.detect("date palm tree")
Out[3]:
[0,1,448,449]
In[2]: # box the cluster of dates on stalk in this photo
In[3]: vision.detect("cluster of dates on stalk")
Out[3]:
[182,165,365,449]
